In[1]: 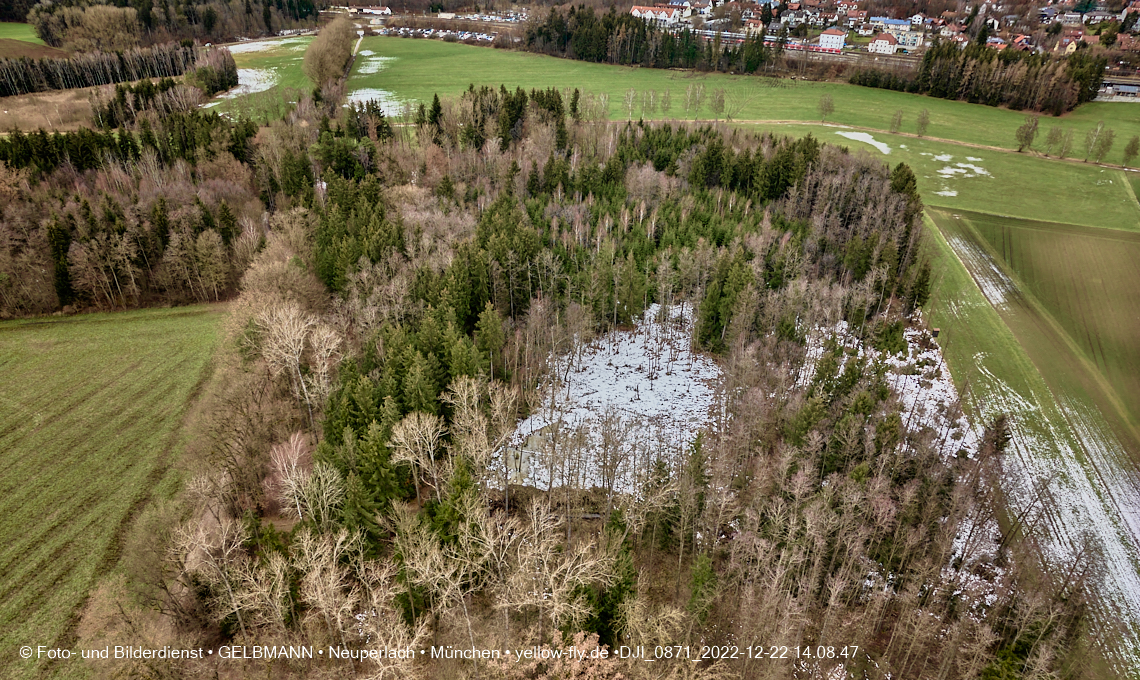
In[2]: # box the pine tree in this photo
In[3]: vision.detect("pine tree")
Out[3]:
[217,202,238,245]
[341,472,382,546]
[402,352,438,414]
[475,302,505,378]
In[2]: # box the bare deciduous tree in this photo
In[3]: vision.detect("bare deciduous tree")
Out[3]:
[389,411,446,503]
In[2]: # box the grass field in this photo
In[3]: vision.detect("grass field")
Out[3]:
[0,306,222,679]
[740,121,1140,231]
[0,22,67,60]
[958,209,1140,436]
[0,22,45,45]
[348,36,1140,166]
[209,36,314,119]
[923,211,1140,669]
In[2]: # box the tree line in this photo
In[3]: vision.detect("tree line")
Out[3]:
[26,0,320,48]
[0,42,204,98]
[849,41,1106,115]
[524,5,777,74]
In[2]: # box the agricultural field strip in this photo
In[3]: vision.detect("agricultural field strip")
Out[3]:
[926,212,1140,668]
[959,212,1140,438]
[0,307,220,679]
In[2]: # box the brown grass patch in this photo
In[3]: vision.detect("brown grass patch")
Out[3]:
[0,87,93,131]
[0,37,68,59]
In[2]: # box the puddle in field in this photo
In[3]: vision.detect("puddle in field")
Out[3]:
[216,68,278,98]
[346,88,405,116]
[225,37,310,53]
[356,55,397,74]
[834,131,890,154]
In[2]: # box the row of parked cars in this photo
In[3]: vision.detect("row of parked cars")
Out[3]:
[378,26,497,41]
[454,11,527,23]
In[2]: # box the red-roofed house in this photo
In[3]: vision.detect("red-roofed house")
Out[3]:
[820,27,847,49]
[868,32,898,53]
[631,5,681,24]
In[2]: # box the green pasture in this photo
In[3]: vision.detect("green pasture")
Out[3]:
[210,36,314,119]
[0,306,221,679]
[0,22,45,45]
[348,36,1140,166]
[735,121,1140,231]
[938,208,1140,444]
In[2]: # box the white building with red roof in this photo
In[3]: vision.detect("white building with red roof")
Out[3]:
[631,5,682,24]
[820,27,847,49]
[868,32,898,54]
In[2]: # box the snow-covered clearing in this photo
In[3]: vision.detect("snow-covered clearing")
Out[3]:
[834,131,891,154]
[216,68,278,99]
[505,304,721,495]
[346,88,405,116]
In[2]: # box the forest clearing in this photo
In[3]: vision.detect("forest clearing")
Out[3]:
[0,306,221,678]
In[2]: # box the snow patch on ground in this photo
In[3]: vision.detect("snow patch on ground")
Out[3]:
[945,231,1016,308]
[225,36,310,53]
[504,304,721,495]
[346,88,405,116]
[216,68,278,98]
[934,190,958,197]
[967,156,983,162]
[356,55,397,75]
[834,131,891,154]
[884,325,980,460]
[956,163,990,176]
[938,163,991,179]
[934,154,953,162]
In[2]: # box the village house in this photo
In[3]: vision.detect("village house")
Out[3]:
[665,0,694,18]
[845,9,868,26]
[856,22,876,35]
[819,26,847,48]
[868,31,899,53]
[745,17,768,33]
[630,5,682,25]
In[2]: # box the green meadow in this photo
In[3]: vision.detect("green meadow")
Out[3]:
[0,306,221,679]
[0,22,45,45]
[210,35,314,119]
[348,36,1140,166]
